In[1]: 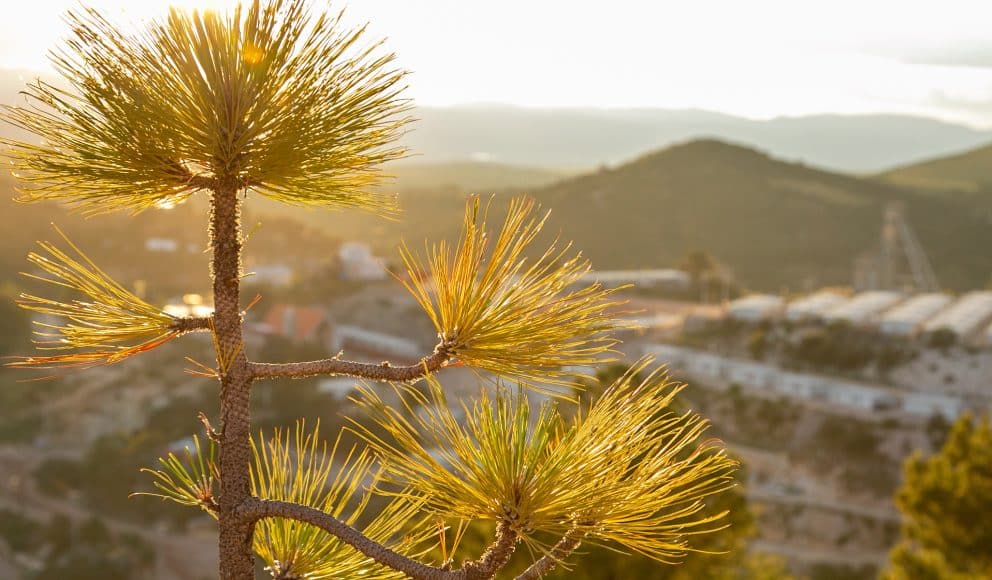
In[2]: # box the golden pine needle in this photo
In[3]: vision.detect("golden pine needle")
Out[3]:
[350,359,738,561]
[250,420,435,579]
[1,0,409,215]
[398,196,627,389]
[9,227,185,370]
[133,434,219,515]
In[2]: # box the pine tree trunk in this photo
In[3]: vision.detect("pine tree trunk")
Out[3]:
[211,184,256,579]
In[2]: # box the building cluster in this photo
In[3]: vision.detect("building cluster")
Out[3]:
[338,242,387,281]
[643,343,964,419]
[726,289,992,346]
[249,303,424,363]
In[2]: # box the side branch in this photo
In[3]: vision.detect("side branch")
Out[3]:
[239,497,451,580]
[460,521,518,580]
[171,316,212,334]
[249,345,451,382]
[515,527,586,580]
[240,498,521,580]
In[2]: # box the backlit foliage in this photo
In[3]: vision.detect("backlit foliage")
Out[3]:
[885,413,992,579]
[6,0,744,576]
[250,421,434,579]
[350,358,738,562]
[135,434,218,515]
[399,196,626,388]
[1,0,408,215]
[10,228,186,369]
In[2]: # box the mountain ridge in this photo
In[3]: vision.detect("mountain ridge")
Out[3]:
[879,141,992,192]
[251,138,992,292]
[2,67,991,174]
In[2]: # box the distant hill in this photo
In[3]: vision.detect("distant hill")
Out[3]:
[529,139,992,291]
[878,142,992,192]
[3,67,992,174]
[404,105,992,173]
[265,139,992,292]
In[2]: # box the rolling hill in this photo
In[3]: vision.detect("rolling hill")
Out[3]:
[405,105,992,173]
[531,139,992,291]
[3,137,991,294]
[3,67,992,174]
[879,141,992,193]
[260,139,992,292]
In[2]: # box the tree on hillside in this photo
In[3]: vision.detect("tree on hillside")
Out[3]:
[884,414,992,579]
[2,1,738,578]
[679,249,717,287]
[678,249,731,302]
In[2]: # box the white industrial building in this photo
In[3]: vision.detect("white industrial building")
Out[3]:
[317,377,359,400]
[821,291,903,325]
[331,325,423,360]
[923,291,992,341]
[727,294,785,322]
[828,381,899,411]
[784,290,847,322]
[903,393,964,420]
[879,293,953,337]
[145,237,179,253]
[580,269,691,290]
[338,242,387,280]
[250,263,295,288]
[641,342,965,418]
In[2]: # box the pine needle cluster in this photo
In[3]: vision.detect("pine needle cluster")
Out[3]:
[250,421,434,579]
[10,228,190,369]
[135,434,219,514]
[3,0,743,576]
[139,422,435,579]
[399,196,626,388]
[2,0,408,215]
[349,358,738,561]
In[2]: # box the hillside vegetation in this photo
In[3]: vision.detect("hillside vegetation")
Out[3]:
[533,139,992,291]
[879,141,992,192]
[258,139,992,292]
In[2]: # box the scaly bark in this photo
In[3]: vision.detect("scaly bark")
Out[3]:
[460,521,518,580]
[211,183,256,579]
[249,345,451,382]
[514,528,586,580]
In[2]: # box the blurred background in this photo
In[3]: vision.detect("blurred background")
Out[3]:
[1,1,991,578]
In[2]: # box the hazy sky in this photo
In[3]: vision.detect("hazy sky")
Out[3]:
[3,0,992,127]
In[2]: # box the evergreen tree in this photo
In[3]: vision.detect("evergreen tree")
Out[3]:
[884,414,992,579]
[2,1,739,577]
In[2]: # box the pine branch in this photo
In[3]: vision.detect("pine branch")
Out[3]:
[8,228,211,370]
[240,498,450,580]
[397,195,628,391]
[249,345,451,382]
[514,528,586,580]
[240,499,521,580]
[172,316,213,334]
[460,522,518,580]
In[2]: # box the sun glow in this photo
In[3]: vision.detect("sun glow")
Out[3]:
[2,0,992,127]
[166,0,241,13]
